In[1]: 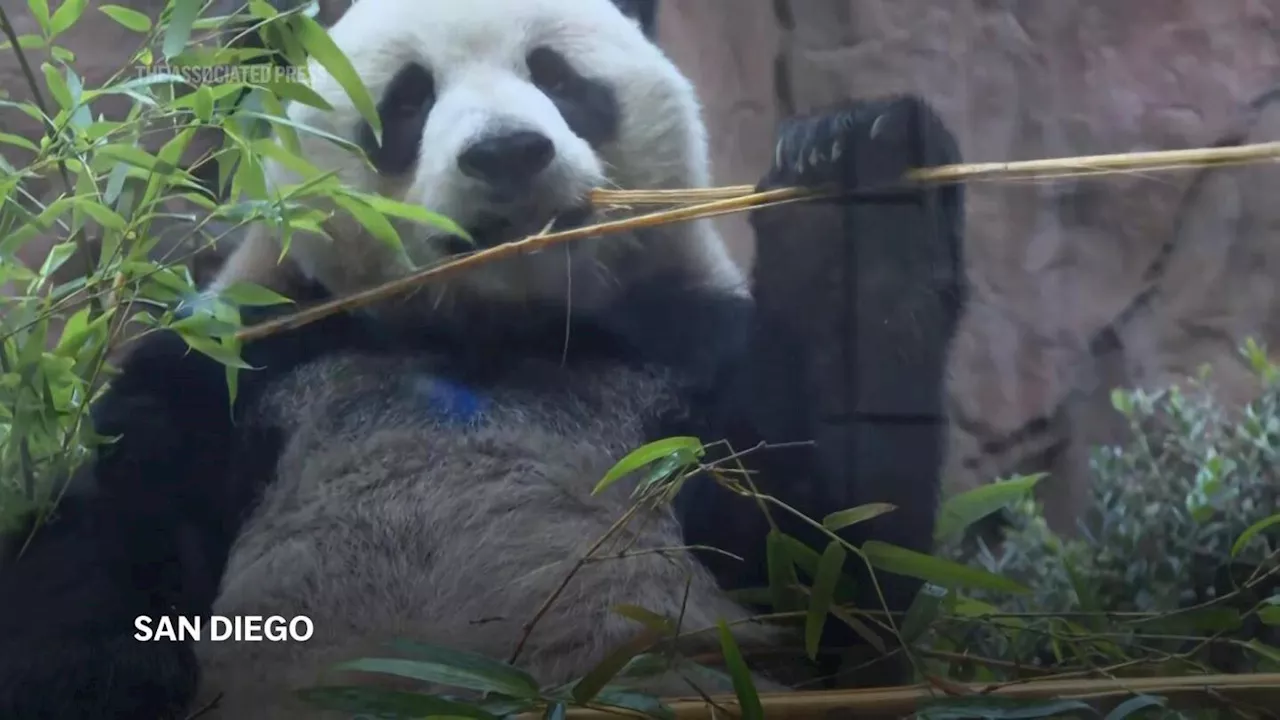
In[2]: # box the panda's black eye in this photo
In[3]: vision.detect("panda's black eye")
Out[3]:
[386,97,424,119]
[382,62,435,116]
[357,61,436,176]
[527,47,571,94]
[525,46,620,149]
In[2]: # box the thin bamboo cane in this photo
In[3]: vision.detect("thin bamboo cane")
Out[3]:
[591,140,1280,207]
[517,672,1280,720]
[233,187,815,342]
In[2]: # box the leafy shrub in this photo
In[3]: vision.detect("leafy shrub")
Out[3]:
[934,340,1280,682]
[0,0,456,537]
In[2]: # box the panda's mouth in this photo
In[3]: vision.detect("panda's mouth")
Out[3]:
[444,205,594,255]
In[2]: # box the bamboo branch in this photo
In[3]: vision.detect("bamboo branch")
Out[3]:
[233,187,816,342]
[592,140,1280,207]
[521,672,1280,720]
[234,140,1280,342]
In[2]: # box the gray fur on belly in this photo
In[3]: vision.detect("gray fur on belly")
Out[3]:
[194,354,789,719]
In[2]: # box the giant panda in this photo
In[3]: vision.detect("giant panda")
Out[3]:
[0,0,966,718]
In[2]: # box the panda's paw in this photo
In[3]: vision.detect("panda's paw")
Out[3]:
[758,94,956,196]
[748,94,963,314]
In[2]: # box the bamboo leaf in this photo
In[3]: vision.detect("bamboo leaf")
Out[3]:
[716,620,762,720]
[592,690,672,720]
[935,474,1043,542]
[1232,512,1280,558]
[611,604,676,635]
[804,540,846,661]
[571,630,660,705]
[592,436,704,496]
[41,63,71,110]
[48,0,89,38]
[290,14,380,133]
[98,4,153,33]
[1104,695,1167,720]
[331,193,404,257]
[26,0,51,35]
[382,641,542,698]
[175,331,253,370]
[899,583,948,644]
[354,191,472,241]
[218,282,294,308]
[163,0,202,59]
[766,530,803,613]
[862,541,1030,594]
[822,502,896,532]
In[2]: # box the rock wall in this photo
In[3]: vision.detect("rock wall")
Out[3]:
[659,0,1280,532]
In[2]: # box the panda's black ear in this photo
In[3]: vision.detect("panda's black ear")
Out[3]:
[315,0,357,27]
[612,0,658,39]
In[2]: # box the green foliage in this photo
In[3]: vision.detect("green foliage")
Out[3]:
[0,0,473,540]
[717,619,764,720]
[591,435,704,497]
[930,345,1280,710]
[2,0,289,531]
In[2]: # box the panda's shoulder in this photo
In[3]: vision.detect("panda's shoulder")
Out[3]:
[95,283,385,449]
[591,267,756,386]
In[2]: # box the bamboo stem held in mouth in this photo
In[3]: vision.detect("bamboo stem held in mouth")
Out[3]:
[233,139,1280,342]
[232,186,817,342]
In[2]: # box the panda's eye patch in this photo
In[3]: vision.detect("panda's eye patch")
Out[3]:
[526,46,619,148]
[527,46,572,92]
[383,63,434,117]
[358,61,436,176]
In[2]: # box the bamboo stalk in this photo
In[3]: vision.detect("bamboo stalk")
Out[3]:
[591,140,1280,207]
[523,672,1280,720]
[233,187,816,342]
[907,140,1280,183]
[234,139,1280,342]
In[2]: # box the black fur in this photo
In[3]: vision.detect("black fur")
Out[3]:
[613,0,658,38]
[526,46,622,148]
[0,94,963,717]
[675,94,966,686]
[358,61,437,176]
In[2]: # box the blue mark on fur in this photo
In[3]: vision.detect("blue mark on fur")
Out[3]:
[414,376,488,426]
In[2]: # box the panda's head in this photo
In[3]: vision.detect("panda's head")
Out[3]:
[227,0,743,319]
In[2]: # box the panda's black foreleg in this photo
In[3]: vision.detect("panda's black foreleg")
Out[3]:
[679,95,966,687]
[756,94,965,685]
[0,490,204,720]
[0,292,364,719]
[0,327,254,719]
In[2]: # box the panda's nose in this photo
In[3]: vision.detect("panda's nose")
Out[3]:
[457,130,556,189]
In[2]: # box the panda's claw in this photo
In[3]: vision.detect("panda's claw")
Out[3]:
[759,94,954,195]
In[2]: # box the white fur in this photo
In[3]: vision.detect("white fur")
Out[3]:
[218,0,745,317]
